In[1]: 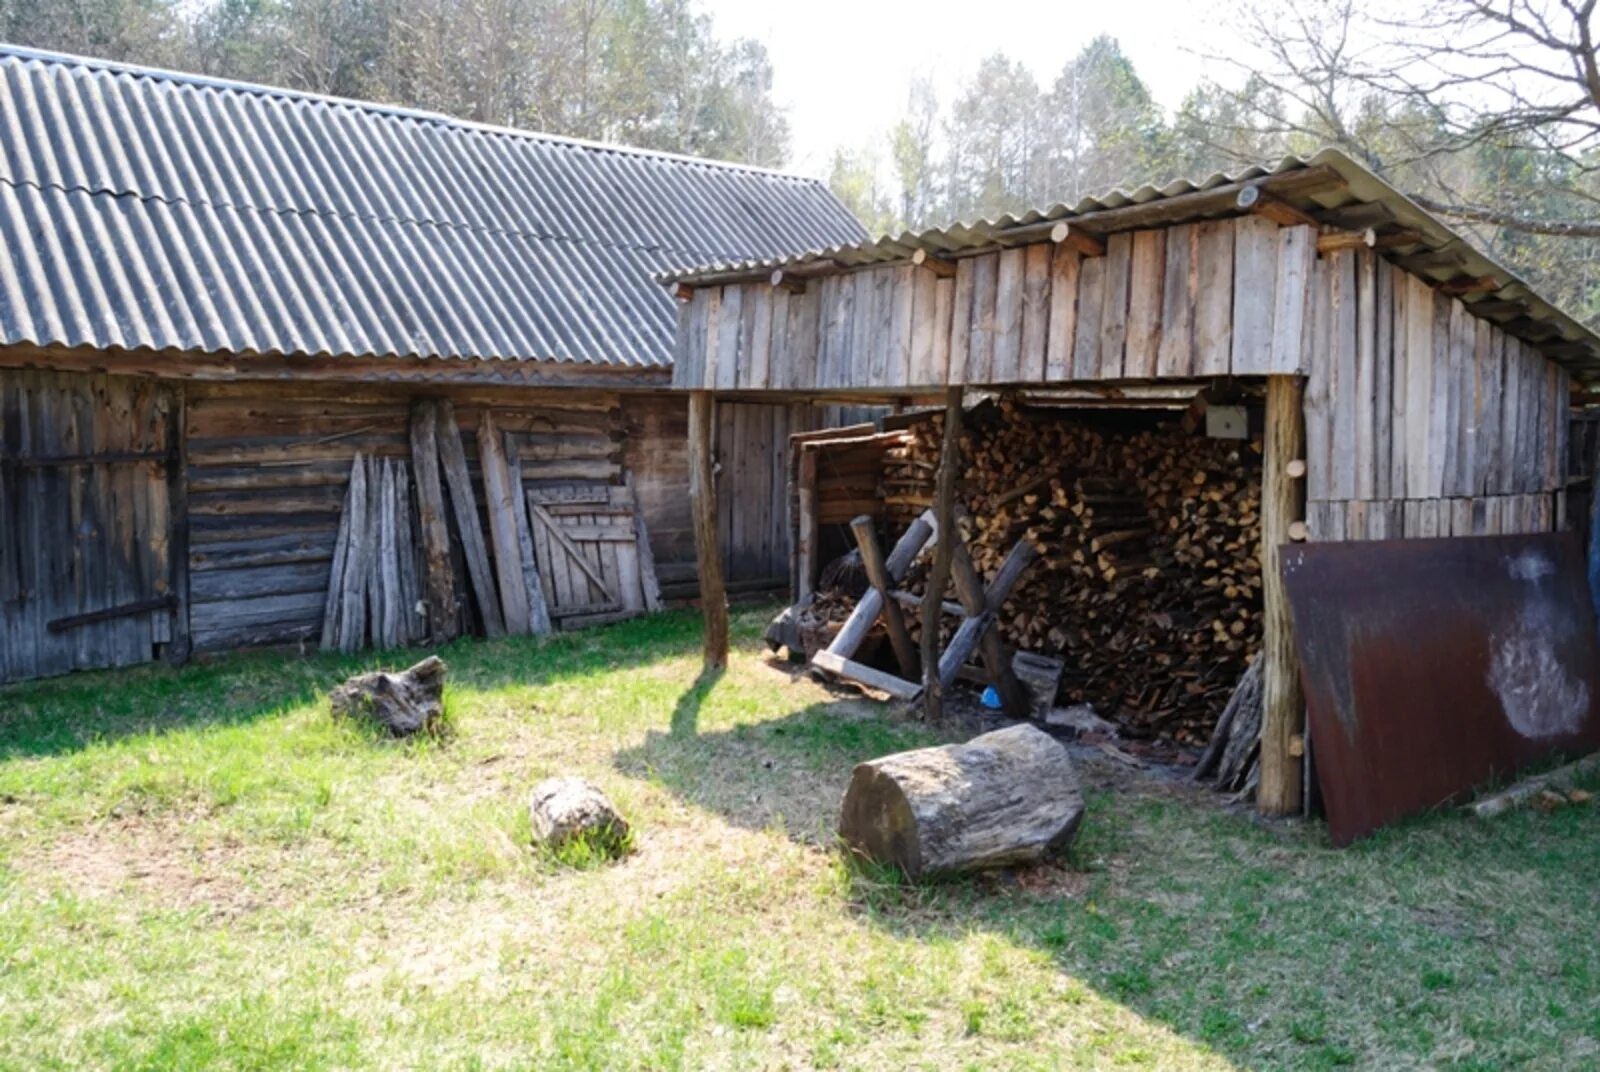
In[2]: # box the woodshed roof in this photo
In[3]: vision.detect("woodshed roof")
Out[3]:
[0,45,867,373]
[663,149,1600,385]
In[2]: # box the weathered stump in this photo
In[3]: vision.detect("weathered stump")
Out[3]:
[838,724,1085,880]
[529,777,630,854]
[329,656,446,737]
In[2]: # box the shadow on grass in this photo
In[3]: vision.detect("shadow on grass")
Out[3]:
[670,666,725,738]
[617,681,1600,1071]
[0,610,710,762]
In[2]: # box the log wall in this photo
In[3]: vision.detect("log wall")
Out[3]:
[674,216,1313,391]
[1302,252,1568,542]
[184,383,628,652]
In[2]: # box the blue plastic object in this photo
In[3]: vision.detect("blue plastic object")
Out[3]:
[981,685,1003,710]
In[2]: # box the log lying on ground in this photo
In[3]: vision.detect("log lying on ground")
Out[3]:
[838,724,1084,879]
[1467,751,1600,818]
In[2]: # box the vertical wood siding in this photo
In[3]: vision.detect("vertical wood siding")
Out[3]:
[673,216,1319,391]
[1,369,176,683]
[1300,254,1569,542]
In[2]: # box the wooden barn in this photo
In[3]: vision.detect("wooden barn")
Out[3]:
[664,149,1600,817]
[0,45,868,685]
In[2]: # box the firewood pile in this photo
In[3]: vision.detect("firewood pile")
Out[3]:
[886,400,1264,744]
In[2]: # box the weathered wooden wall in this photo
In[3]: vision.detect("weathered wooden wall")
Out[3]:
[1,368,178,683]
[1302,252,1569,541]
[184,383,628,652]
[673,216,1313,391]
[624,395,818,596]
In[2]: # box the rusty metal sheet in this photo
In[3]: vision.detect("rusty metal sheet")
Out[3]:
[1282,532,1600,845]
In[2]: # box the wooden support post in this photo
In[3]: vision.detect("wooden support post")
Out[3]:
[922,387,964,720]
[1260,375,1307,815]
[850,515,920,680]
[937,540,1037,689]
[949,537,1032,716]
[796,446,819,603]
[689,390,728,669]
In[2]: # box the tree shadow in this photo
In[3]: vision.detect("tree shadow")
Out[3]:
[669,666,725,738]
[0,610,710,762]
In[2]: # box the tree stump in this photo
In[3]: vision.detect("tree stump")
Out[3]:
[838,724,1085,880]
[529,777,630,854]
[329,656,446,737]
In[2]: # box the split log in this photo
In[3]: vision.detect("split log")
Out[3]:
[1193,659,1263,791]
[434,399,505,637]
[408,400,459,644]
[478,411,532,634]
[838,724,1085,880]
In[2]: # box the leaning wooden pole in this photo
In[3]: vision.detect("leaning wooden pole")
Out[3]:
[1259,375,1307,815]
[921,387,963,719]
[688,390,728,669]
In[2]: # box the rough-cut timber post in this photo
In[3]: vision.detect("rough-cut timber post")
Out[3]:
[922,387,963,720]
[408,400,459,644]
[689,390,727,669]
[1259,375,1307,815]
[838,724,1085,880]
[851,515,919,680]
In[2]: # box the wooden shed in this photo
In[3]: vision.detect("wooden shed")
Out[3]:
[664,149,1600,816]
[0,46,868,685]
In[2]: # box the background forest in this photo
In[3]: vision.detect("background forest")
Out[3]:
[3,0,1598,326]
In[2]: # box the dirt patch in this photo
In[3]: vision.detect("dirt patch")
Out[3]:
[18,820,264,919]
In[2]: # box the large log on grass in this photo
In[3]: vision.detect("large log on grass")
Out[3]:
[838,724,1084,879]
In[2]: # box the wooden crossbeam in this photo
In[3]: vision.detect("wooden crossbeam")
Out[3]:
[851,516,920,679]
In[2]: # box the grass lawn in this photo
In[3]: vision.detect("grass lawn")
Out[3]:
[0,608,1597,1071]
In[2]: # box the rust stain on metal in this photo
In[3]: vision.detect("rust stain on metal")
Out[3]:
[1281,532,1600,846]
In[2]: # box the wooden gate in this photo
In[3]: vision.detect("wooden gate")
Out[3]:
[0,369,182,684]
[525,483,660,629]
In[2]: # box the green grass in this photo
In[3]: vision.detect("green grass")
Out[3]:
[1,608,1598,1070]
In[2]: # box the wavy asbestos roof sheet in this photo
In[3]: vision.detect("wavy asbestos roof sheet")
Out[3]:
[663,149,1600,381]
[0,44,867,370]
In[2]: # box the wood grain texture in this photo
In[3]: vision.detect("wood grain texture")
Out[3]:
[1229,214,1280,374]
[1156,223,1195,378]
[1192,220,1235,375]
[1045,244,1081,381]
[1260,375,1306,816]
[1099,232,1134,379]
[1124,229,1166,378]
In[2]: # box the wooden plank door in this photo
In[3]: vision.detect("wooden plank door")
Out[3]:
[526,484,656,629]
[715,401,813,586]
[0,369,180,684]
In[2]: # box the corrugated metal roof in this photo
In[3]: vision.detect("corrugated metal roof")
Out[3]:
[663,149,1600,381]
[0,44,867,370]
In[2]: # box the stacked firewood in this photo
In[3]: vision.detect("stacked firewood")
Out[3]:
[896,400,1264,744]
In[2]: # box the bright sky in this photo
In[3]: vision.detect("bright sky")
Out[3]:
[704,0,1229,178]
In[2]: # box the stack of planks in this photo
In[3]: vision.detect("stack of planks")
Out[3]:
[890,400,1263,744]
[321,454,427,652]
